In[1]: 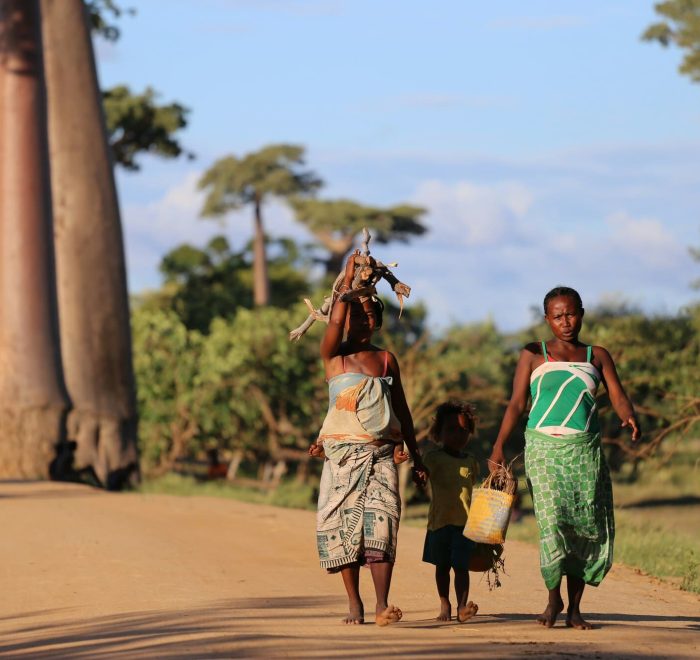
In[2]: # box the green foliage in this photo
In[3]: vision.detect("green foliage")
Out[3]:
[132,304,326,475]
[642,0,700,82]
[153,235,312,332]
[290,197,427,273]
[103,85,192,171]
[198,145,322,217]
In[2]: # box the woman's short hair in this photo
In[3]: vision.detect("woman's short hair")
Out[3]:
[429,399,477,442]
[543,286,583,314]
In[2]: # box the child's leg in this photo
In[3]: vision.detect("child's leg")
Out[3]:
[368,561,402,626]
[339,564,364,624]
[536,582,564,628]
[435,564,452,620]
[455,570,478,622]
[565,575,593,630]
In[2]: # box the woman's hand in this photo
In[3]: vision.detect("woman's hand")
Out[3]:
[393,445,410,465]
[487,447,506,473]
[343,249,360,284]
[308,442,325,459]
[621,416,641,442]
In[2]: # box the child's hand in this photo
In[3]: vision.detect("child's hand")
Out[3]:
[621,416,641,442]
[308,442,325,459]
[411,460,428,487]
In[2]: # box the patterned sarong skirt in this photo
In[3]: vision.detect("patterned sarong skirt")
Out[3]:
[525,428,614,589]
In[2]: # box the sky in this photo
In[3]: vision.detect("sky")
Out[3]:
[98,0,700,331]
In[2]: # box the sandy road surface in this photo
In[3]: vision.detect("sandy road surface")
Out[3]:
[0,481,698,659]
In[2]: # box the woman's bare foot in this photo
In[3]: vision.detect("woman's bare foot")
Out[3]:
[536,596,564,628]
[457,601,478,623]
[376,604,402,626]
[342,600,364,624]
[566,608,593,630]
[436,598,451,621]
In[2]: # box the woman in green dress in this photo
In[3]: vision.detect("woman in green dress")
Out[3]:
[489,286,640,629]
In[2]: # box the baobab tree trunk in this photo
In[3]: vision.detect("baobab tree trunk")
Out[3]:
[0,0,68,478]
[253,195,270,306]
[40,0,138,489]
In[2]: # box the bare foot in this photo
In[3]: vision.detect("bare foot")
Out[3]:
[457,600,478,623]
[376,604,402,626]
[436,598,451,621]
[536,597,564,628]
[342,601,364,625]
[566,609,593,630]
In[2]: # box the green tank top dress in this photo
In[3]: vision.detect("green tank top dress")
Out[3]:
[527,342,601,436]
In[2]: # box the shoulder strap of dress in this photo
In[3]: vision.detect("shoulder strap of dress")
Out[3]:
[383,350,389,377]
[586,345,592,363]
[541,341,548,362]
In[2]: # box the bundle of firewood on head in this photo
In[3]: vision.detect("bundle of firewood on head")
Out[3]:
[288,228,412,341]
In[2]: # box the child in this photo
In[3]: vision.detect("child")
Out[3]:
[489,286,640,629]
[422,400,480,623]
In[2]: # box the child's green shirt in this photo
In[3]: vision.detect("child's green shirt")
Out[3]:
[423,447,479,530]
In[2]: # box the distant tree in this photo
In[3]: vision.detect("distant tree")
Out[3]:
[156,235,312,331]
[103,85,192,171]
[290,197,427,275]
[198,145,322,306]
[642,0,700,82]
[85,0,192,170]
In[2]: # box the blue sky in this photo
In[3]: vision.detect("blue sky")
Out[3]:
[99,0,700,331]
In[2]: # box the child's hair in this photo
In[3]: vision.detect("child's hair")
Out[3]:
[543,286,583,315]
[429,399,477,442]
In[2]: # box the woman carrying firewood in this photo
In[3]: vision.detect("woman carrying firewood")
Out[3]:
[308,250,427,626]
[489,286,641,630]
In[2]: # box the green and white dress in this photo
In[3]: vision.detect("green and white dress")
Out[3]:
[525,342,614,589]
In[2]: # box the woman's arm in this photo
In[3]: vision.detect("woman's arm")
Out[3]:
[320,250,358,363]
[488,347,535,469]
[595,346,641,441]
[387,352,427,485]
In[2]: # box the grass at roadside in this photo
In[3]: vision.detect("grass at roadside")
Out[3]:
[139,473,317,511]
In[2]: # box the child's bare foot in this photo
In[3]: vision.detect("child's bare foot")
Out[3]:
[566,608,593,630]
[536,596,564,628]
[457,600,478,622]
[436,598,451,621]
[342,600,364,625]
[376,604,402,626]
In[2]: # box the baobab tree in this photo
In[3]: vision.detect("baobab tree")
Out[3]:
[40,0,138,488]
[0,0,69,478]
[198,144,322,306]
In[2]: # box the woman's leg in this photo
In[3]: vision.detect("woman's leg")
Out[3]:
[369,561,402,626]
[536,581,564,628]
[340,563,364,624]
[566,575,593,629]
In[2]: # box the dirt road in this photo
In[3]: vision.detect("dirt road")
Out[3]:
[1,481,698,658]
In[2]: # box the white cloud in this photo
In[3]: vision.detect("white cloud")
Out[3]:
[121,170,315,291]
[606,211,686,269]
[412,180,534,247]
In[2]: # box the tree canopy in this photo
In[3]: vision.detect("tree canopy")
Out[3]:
[103,85,192,171]
[290,197,427,274]
[642,0,700,82]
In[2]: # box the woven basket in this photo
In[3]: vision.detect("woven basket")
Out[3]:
[468,542,503,573]
[464,470,516,545]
